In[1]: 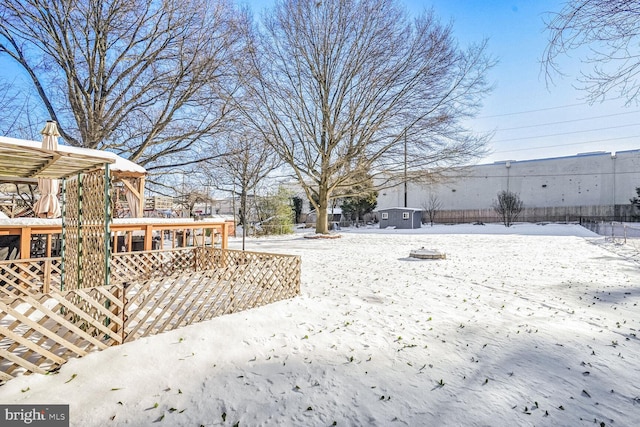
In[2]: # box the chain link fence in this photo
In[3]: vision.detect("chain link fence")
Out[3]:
[581,220,640,240]
[581,220,640,255]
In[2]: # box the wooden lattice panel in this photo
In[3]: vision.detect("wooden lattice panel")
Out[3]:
[63,170,110,289]
[64,177,80,289]
[123,248,301,341]
[111,248,195,286]
[0,284,125,383]
[0,259,62,298]
[79,171,109,288]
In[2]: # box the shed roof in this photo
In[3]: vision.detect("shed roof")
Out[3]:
[375,207,422,212]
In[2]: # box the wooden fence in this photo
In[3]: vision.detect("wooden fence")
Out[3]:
[0,248,300,383]
[426,204,637,224]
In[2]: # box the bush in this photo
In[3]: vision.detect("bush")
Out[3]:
[255,187,295,235]
[492,190,523,227]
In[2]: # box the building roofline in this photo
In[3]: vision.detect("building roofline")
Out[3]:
[481,148,640,167]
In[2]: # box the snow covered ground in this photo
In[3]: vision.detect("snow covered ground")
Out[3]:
[1,223,639,426]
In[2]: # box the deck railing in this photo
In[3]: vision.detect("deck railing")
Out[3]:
[0,219,233,259]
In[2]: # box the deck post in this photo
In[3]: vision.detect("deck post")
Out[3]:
[19,227,31,258]
[60,178,66,291]
[144,224,153,250]
[103,163,111,288]
[43,259,51,293]
[221,223,228,250]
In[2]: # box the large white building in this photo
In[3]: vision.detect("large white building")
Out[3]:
[377,149,640,223]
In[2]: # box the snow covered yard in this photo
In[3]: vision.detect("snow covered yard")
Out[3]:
[0,224,638,426]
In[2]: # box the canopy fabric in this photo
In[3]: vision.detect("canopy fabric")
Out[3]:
[32,121,61,218]
[123,185,140,218]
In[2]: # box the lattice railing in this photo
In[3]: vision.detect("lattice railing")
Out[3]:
[0,247,300,383]
[0,258,62,298]
[123,248,301,341]
[110,248,196,287]
[0,284,125,382]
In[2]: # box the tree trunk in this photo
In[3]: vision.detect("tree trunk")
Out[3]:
[315,185,330,234]
[316,204,329,234]
[240,189,247,250]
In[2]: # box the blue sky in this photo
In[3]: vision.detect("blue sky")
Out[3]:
[416,0,640,163]
[245,0,640,164]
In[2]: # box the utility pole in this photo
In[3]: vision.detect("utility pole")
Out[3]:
[404,130,408,208]
[612,153,617,221]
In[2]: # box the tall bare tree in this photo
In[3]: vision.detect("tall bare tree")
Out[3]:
[543,0,640,104]
[241,0,494,234]
[0,0,247,172]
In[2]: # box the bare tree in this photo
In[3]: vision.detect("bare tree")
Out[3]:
[543,1,640,104]
[240,0,494,234]
[0,79,22,134]
[0,0,247,171]
[422,193,442,227]
[207,131,280,248]
[0,78,43,138]
[177,189,210,218]
[493,190,523,227]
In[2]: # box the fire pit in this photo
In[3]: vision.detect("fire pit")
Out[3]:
[409,247,446,260]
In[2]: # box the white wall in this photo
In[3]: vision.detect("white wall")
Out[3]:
[377,150,640,211]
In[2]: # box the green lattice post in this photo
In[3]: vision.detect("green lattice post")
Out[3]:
[77,172,83,289]
[104,164,111,287]
[60,178,66,292]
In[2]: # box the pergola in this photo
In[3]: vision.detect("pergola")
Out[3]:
[0,135,125,290]
[0,136,115,179]
[0,135,147,216]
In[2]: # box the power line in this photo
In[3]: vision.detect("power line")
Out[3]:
[493,110,640,132]
[471,102,586,119]
[493,134,640,154]
[471,98,626,119]
[491,123,640,143]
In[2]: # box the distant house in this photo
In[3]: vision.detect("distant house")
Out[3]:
[377,207,422,229]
